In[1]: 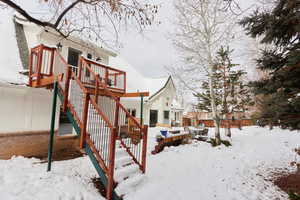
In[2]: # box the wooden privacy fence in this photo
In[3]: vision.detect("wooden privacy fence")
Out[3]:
[182,118,254,128]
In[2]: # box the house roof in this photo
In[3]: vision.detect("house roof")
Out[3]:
[108,56,174,100]
[14,14,117,57]
[0,11,27,85]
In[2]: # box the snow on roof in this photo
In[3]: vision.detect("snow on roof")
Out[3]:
[0,10,27,85]
[108,56,171,98]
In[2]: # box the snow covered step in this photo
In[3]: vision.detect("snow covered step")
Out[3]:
[115,148,128,157]
[115,156,133,169]
[114,164,140,182]
[115,173,145,195]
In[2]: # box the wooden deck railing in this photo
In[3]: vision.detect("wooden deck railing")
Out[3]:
[80,56,148,172]
[78,57,126,93]
[29,44,148,200]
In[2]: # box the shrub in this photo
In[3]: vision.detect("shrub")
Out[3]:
[207,138,232,147]
[288,191,300,200]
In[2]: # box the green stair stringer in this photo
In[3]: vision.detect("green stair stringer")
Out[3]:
[85,144,121,200]
[57,86,121,200]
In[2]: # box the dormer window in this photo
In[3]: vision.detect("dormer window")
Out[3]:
[87,53,92,59]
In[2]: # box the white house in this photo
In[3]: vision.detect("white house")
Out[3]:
[109,58,184,127]
[0,13,183,138]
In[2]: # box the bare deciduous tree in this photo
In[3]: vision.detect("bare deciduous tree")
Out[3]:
[172,0,237,145]
[0,0,159,48]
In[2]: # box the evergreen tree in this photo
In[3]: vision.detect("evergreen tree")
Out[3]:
[240,0,300,130]
[195,46,254,136]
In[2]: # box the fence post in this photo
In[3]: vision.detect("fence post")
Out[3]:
[106,98,119,200]
[141,125,148,173]
[80,93,90,149]
[47,78,58,172]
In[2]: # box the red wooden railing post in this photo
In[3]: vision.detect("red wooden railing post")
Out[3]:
[105,68,109,88]
[124,72,126,92]
[63,66,72,112]
[80,93,90,149]
[141,125,148,173]
[49,48,55,76]
[78,57,82,81]
[36,45,44,85]
[106,98,120,200]
[95,75,100,104]
[28,50,33,87]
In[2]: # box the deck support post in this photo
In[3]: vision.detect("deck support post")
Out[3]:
[140,95,144,125]
[80,93,90,149]
[141,125,148,173]
[47,79,58,172]
[107,97,120,200]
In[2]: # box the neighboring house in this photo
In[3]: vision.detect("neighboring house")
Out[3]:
[109,57,183,127]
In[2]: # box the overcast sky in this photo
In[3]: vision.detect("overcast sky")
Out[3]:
[3,0,260,79]
[116,0,259,78]
[117,0,176,78]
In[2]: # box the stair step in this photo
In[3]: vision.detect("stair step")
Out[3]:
[114,164,140,182]
[115,148,128,157]
[115,173,145,195]
[115,156,133,169]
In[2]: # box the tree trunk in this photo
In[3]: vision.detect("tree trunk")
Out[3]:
[225,127,231,137]
[214,118,221,145]
[208,65,221,145]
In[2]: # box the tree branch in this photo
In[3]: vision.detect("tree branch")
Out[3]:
[54,0,82,27]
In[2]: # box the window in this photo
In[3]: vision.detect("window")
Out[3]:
[67,48,81,67]
[127,109,136,117]
[85,53,92,77]
[132,109,136,117]
[164,111,169,120]
[87,53,92,59]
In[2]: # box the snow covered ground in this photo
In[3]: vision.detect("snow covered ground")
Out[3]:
[0,126,299,200]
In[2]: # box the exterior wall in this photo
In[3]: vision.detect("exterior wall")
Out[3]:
[39,31,110,65]
[22,24,111,66]
[147,80,176,126]
[0,132,79,159]
[0,84,60,134]
[120,80,177,126]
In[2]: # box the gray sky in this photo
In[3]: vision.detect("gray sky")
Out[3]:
[5,0,259,79]
[117,0,176,78]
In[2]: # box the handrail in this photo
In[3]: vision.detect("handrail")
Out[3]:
[29,44,147,199]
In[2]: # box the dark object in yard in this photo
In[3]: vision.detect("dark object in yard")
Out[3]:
[185,126,208,140]
[288,191,300,200]
[207,138,232,147]
[169,130,180,134]
[151,134,191,154]
[92,177,107,198]
[273,170,300,199]
[156,135,164,142]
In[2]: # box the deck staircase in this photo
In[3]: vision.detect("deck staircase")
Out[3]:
[28,44,148,200]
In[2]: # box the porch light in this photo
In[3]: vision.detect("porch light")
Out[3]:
[56,42,62,51]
